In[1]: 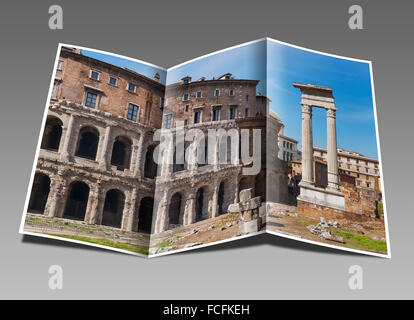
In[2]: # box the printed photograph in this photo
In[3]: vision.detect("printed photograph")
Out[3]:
[20,39,389,257]
[148,40,268,255]
[265,39,389,256]
[21,45,167,256]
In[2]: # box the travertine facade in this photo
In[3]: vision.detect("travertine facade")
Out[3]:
[152,75,276,233]
[28,49,278,236]
[28,47,164,233]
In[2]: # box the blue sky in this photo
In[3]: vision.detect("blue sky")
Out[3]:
[166,40,267,95]
[267,40,378,159]
[82,49,167,84]
[81,41,378,159]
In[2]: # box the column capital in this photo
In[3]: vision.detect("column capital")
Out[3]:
[301,104,312,114]
[326,108,337,118]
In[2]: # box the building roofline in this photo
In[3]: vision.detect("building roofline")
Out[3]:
[60,49,165,91]
[313,146,378,162]
[166,78,259,90]
[279,135,298,143]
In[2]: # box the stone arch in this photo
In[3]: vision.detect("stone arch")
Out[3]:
[28,172,51,214]
[64,181,90,221]
[239,176,252,192]
[102,189,125,228]
[168,192,184,229]
[41,116,63,151]
[218,181,225,215]
[138,197,154,233]
[195,185,210,222]
[144,145,158,178]
[110,136,132,170]
[75,126,99,160]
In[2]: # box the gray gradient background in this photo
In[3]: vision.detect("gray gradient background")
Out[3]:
[0,0,412,299]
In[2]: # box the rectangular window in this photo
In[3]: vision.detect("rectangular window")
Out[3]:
[127,103,139,121]
[212,108,220,121]
[196,91,202,98]
[246,95,249,101]
[214,89,220,97]
[163,114,172,129]
[184,119,188,126]
[229,89,235,96]
[183,93,189,101]
[185,105,189,112]
[85,92,97,108]
[109,76,118,86]
[194,110,201,124]
[57,60,63,70]
[245,108,250,117]
[90,70,100,80]
[128,83,136,92]
[230,106,237,119]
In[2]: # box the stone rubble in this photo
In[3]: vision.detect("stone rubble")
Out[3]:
[307,217,344,243]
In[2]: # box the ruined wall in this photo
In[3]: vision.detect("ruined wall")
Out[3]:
[340,182,379,218]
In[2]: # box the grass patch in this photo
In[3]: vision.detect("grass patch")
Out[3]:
[151,239,172,248]
[331,230,387,253]
[46,233,148,255]
[295,216,318,226]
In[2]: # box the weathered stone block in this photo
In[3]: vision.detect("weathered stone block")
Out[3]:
[239,188,253,203]
[249,196,261,210]
[228,203,240,213]
[238,218,261,235]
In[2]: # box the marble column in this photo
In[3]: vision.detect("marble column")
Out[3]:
[211,183,219,218]
[99,126,112,170]
[85,182,101,224]
[326,108,340,190]
[300,104,314,186]
[60,114,75,161]
[183,192,196,225]
[134,134,145,178]
[121,188,137,231]
[154,192,168,233]
[44,176,64,218]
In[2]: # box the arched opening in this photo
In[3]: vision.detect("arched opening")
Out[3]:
[168,192,183,229]
[144,145,158,178]
[138,197,154,233]
[110,136,132,171]
[218,182,225,215]
[195,187,208,222]
[64,181,89,221]
[75,126,99,160]
[41,117,63,151]
[28,173,50,214]
[102,189,125,228]
[239,177,251,192]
